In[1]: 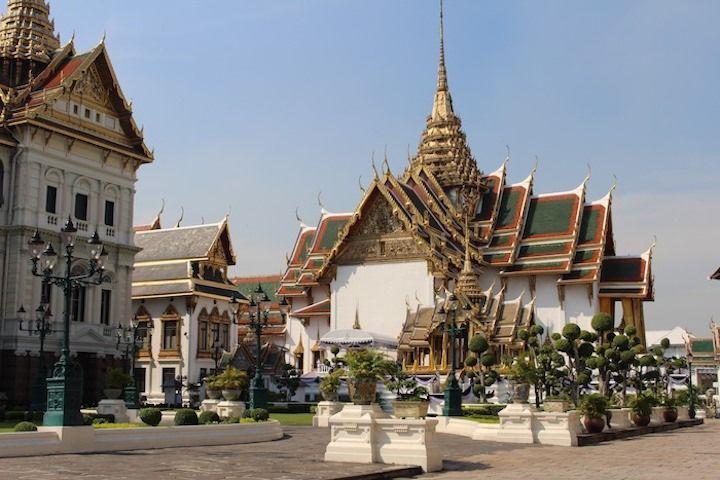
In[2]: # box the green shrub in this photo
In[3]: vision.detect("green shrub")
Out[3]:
[13,421,37,432]
[211,367,249,391]
[83,413,115,425]
[628,394,654,416]
[105,367,133,389]
[242,408,269,422]
[240,418,256,423]
[139,408,162,427]
[462,404,506,416]
[591,313,613,333]
[562,323,581,341]
[174,409,199,426]
[198,411,220,424]
[579,393,608,418]
[223,416,241,424]
[468,334,489,354]
[92,418,109,425]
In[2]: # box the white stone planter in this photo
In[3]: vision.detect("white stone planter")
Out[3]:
[97,399,129,423]
[497,403,534,444]
[677,405,690,421]
[216,401,245,419]
[607,408,632,430]
[532,411,579,446]
[650,406,665,425]
[324,404,441,472]
[0,421,283,458]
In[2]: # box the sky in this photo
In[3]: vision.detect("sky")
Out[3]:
[50,0,719,334]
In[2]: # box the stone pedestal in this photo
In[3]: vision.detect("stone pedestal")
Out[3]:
[97,399,129,423]
[607,408,632,430]
[38,426,95,453]
[216,401,246,419]
[313,401,344,427]
[532,411,579,446]
[200,399,221,413]
[126,409,139,424]
[324,404,441,472]
[677,406,690,421]
[497,403,535,444]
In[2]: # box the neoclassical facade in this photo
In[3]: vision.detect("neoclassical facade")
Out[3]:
[278,7,655,376]
[0,0,153,406]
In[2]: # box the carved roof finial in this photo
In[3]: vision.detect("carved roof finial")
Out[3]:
[353,303,361,330]
[175,206,184,228]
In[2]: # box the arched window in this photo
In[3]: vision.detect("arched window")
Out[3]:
[135,306,152,352]
[197,308,210,353]
[160,304,181,355]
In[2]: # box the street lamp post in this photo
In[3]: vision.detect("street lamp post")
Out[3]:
[211,323,222,373]
[230,286,289,409]
[441,293,468,417]
[116,315,152,409]
[687,352,696,419]
[17,300,61,411]
[27,219,108,427]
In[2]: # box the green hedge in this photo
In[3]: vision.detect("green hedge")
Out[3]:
[83,413,115,425]
[198,411,220,424]
[139,408,162,427]
[267,403,315,414]
[462,404,506,416]
[13,421,38,432]
[174,409,198,426]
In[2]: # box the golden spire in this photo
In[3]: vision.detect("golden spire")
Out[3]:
[455,214,483,304]
[411,0,480,192]
[0,1,60,63]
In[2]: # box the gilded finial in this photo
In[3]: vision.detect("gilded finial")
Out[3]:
[358,175,366,194]
[371,151,379,179]
[175,206,184,228]
[505,145,511,164]
[382,145,390,174]
[438,0,447,92]
[317,191,328,215]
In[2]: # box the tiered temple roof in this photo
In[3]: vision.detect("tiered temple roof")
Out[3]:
[277,2,654,349]
[132,219,241,300]
[0,0,152,164]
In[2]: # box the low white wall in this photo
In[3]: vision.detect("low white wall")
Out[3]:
[0,421,283,458]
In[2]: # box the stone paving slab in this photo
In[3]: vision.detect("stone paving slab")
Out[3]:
[0,422,716,480]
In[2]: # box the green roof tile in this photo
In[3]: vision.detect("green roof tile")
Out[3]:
[496,189,521,228]
[524,197,575,237]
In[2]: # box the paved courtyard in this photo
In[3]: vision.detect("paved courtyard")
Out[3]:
[0,422,718,480]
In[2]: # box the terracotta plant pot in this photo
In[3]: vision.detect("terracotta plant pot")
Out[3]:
[221,389,241,401]
[205,388,221,400]
[632,413,651,427]
[348,378,376,405]
[512,382,530,404]
[321,390,338,402]
[663,408,678,423]
[583,416,606,434]
[392,400,429,419]
[103,388,122,400]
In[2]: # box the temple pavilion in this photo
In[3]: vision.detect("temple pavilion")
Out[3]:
[278,4,654,376]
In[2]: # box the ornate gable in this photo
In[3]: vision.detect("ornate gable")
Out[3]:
[335,190,425,265]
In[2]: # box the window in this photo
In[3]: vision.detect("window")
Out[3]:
[95,112,101,123]
[84,108,91,119]
[45,185,57,214]
[199,368,207,381]
[296,353,304,370]
[162,320,178,350]
[100,289,111,325]
[161,368,176,388]
[199,320,209,351]
[137,320,151,350]
[70,285,86,322]
[74,193,88,221]
[73,104,79,115]
[220,324,229,349]
[104,200,115,226]
[134,368,146,393]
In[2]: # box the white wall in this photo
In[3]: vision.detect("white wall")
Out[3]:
[331,261,435,337]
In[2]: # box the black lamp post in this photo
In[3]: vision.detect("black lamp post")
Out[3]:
[116,315,153,409]
[28,219,108,427]
[687,351,696,419]
[230,286,289,409]
[441,293,468,417]
[18,299,61,411]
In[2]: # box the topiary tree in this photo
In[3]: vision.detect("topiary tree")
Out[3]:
[465,333,497,403]
[13,421,37,432]
[139,407,162,427]
[554,323,595,406]
[174,408,199,426]
[198,411,220,424]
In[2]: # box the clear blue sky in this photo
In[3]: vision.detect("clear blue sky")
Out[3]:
[53,1,719,334]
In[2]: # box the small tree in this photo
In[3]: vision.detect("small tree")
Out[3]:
[465,334,498,404]
[553,323,595,406]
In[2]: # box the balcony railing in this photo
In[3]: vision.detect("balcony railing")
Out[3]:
[46,214,58,225]
[315,362,331,375]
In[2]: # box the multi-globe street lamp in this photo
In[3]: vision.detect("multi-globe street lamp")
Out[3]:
[438,292,470,417]
[27,217,108,426]
[230,285,288,409]
[17,300,61,411]
[687,351,696,419]
[116,315,153,408]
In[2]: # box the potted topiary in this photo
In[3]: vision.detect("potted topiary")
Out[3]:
[213,367,249,401]
[104,367,133,400]
[543,393,571,413]
[343,349,393,405]
[628,393,653,427]
[507,357,536,404]
[579,393,608,433]
[660,395,678,423]
[204,375,221,400]
[385,364,429,419]
[319,369,344,402]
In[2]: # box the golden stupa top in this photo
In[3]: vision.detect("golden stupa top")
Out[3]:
[0,0,60,63]
[411,0,480,190]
